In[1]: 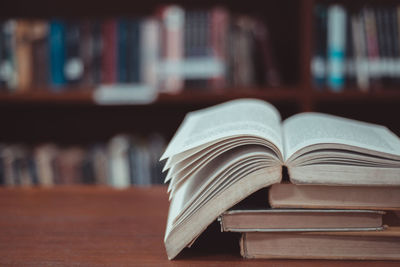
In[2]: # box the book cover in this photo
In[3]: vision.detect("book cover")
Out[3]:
[220,209,384,232]
[240,227,400,260]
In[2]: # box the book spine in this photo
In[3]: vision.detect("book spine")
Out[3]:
[117,19,128,83]
[140,18,160,89]
[344,10,356,88]
[362,8,379,89]
[312,4,327,89]
[15,20,34,91]
[2,20,18,90]
[31,20,49,88]
[160,5,184,93]
[389,8,399,85]
[64,20,84,86]
[130,19,140,83]
[80,20,93,87]
[91,21,102,85]
[327,5,347,91]
[49,19,66,89]
[101,19,117,84]
[253,19,281,87]
[0,21,13,89]
[210,7,229,89]
[183,10,210,89]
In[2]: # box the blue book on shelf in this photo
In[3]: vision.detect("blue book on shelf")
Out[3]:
[129,19,140,83]
[49,20,66,89]
[117,19,128,83]
[327,5,347,91]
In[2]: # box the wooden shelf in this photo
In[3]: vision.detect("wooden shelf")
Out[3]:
[0,87,300,106]
[312,90,400,102]
[0,90,94,105]
[156,87,300,105]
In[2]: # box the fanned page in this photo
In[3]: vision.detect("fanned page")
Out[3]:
[162,99,284,259]
[161,98,283,162]
[283,113,400,185]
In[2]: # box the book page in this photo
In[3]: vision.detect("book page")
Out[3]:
[283,112,400,161]
[161,99,283,160]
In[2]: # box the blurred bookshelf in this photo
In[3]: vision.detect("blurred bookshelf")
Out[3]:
[0,0,400,186]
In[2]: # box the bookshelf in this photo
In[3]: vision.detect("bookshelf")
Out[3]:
[1,0,400,186]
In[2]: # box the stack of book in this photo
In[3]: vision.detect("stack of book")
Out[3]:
[0,5,280,93]
[312,4,400,91]
[161,99,400,260]
[219,183,400,259]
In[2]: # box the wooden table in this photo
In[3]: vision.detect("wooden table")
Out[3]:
[0,186,398,266]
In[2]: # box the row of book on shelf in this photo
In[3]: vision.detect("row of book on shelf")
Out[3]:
[0,5,280,95]
[0,134,166,187]
[312,4,400,91]
[162,99,400,260]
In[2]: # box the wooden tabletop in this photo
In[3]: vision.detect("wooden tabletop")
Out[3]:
[0,186,398,266]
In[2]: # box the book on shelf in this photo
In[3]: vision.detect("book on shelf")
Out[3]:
[0,5,281,94]
[0,133,166,187]
[219,209,385,232]
[160,98,400,259]
[240,227,400,260]
[312,4,400,91]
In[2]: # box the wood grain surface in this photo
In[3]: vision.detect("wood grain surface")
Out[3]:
[0,186,398,266]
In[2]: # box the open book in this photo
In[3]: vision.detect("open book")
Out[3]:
[161,98,400,259]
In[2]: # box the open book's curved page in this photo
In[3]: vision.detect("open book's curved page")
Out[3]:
[283,113,400,161]
[161,99,283,161]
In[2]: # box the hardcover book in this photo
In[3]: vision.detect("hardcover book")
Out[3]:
[240,227,400,260]
[219,209,384,232]
[161,98,400,259]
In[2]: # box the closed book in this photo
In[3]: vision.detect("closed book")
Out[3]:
[252,19,280,87]
[140,18,160,89]
[127,19,140,83]
[0,20,17,90]
[31,20,49,88]
[117,19,128,83]
[159,5,184,93]
[101,19,117,84]
[312,4,327,89]
[65,20,84,85]
[79,20,93,87]
[108,135,131,188]
[269,183,400,210]
[210,7,229,89]
[91,21,102,85]
[34,143,58,186]
[327,5,347,91]
[15,20,33,91]
[363,8,379,88]
[352,13,369,90]
[240,227,400,260]
[220,209,384,232]
[49,20,66,89]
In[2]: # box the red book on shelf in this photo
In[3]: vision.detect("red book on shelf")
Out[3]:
[210,7,229,89]
[101,19,117,84]
[158,5,184,93]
